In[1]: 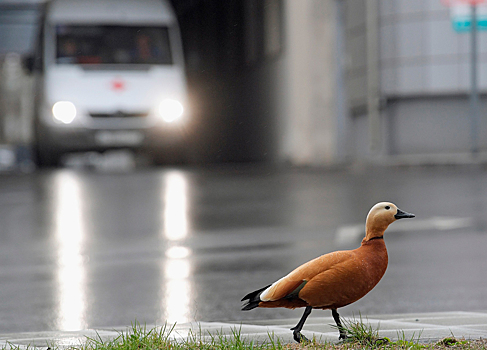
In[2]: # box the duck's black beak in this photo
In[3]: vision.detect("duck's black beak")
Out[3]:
[395,208,415,219]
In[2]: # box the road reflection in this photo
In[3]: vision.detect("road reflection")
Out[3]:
[161,171,192,324]
[53,171,87,331]
[163,171,189,241]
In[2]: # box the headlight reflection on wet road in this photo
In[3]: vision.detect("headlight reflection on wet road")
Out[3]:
[161,171,192,324]
[163,171,189,241]
[54,171,87,331]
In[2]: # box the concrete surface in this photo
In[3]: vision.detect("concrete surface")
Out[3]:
[0,311,486,349]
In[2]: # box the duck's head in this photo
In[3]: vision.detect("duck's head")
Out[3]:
[365,202,415,240]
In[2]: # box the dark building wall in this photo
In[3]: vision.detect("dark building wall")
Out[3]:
[171,0,283,163]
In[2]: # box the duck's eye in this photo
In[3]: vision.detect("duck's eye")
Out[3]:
[385,206,391,210]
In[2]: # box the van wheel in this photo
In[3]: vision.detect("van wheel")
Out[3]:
[149,146,190,166]
[35,143,62,167]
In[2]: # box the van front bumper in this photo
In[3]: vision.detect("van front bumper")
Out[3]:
[36,124,188,153]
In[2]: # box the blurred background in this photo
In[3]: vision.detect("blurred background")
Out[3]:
[1,0,486,168]
[0,0,486,335]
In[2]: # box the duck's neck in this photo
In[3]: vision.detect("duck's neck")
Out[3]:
[364,222,389,241]
[367,235,384,241]
[361,231,388,247]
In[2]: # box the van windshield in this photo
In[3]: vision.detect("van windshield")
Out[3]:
[56,25,172,65]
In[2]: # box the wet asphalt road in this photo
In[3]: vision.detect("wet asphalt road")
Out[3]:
[0,164,486,333]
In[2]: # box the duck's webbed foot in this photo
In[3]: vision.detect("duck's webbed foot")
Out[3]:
[290,306,312,343]
[291,329,310,343]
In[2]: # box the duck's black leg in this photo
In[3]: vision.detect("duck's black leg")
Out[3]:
[331,308,347,340]
[290,306,312,343]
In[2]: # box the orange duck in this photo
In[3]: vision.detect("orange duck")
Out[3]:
[241,202,415,342]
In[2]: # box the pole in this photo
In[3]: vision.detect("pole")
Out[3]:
[470,2,479,155]
[366,0,380,154]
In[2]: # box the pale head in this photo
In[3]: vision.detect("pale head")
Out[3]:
[365,202,415,240]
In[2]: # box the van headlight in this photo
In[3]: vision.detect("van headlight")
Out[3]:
[52,101,77,124]
[157,98,184,123]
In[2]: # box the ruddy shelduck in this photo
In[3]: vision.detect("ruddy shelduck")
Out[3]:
[241,202,415,342]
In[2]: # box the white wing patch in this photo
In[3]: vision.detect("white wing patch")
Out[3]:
[260,275,287,301]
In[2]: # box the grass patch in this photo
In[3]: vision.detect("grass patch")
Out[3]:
[78,322,286,350]
[327,316,487,350]
[2,321,486,350]
[337,314,387,346]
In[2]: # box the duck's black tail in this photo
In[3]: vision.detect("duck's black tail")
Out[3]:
[241,284,271,311]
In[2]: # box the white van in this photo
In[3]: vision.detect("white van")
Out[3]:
[32,0,189,166]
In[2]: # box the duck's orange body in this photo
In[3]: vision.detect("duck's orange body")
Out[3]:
[241,202,415,342]
[258,238,388,310]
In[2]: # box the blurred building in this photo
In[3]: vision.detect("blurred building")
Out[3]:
[1,0,486,166]
[0,0,40,170]
[174,0,487,165]
[345,0,487,164]
[173,0,344,164]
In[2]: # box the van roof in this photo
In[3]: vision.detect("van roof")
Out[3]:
[48,0,176,25]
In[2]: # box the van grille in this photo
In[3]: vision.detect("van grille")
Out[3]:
[89,111,149,119]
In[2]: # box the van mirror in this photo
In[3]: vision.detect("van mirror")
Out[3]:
[23,55,42,74]
[23,55,35,73]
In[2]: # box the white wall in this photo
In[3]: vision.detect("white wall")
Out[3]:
[345,0,487,161]
[279,0,347,166]
[380,0,487,96]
